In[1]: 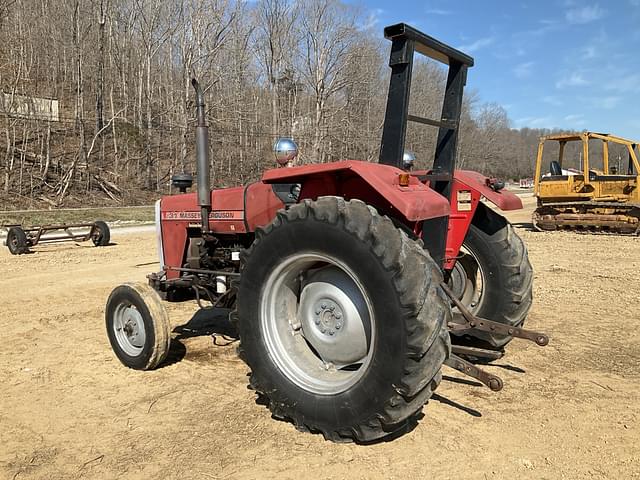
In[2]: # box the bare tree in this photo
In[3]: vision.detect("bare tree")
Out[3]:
[298,0,360,163]
[254,0,298,138]
[0,0,542,208]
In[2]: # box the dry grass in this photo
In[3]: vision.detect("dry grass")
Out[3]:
[0,206,154,227]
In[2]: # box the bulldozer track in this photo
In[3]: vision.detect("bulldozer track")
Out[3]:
[533,202,640,235]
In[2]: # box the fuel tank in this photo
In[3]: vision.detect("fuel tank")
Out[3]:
[159,182,286,235]
[158,183,286,274]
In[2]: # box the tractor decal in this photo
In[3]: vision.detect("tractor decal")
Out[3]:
[161,210,244,221]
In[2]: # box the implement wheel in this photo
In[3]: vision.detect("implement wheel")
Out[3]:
[448,206,533,351]
[105,282,171,370]
[92,220,110,247]
[7,226,29,255]
[237,197,451,443]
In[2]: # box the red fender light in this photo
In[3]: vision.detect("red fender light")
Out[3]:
[398,173,411,187]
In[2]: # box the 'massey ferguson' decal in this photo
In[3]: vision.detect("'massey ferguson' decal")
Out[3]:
[161,210,244,221]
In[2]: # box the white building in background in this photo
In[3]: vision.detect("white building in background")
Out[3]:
[0,93,59,122]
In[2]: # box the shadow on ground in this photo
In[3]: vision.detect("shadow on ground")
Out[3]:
[512,221,536,231]
[432,393,482,418]
[162,307,237,367]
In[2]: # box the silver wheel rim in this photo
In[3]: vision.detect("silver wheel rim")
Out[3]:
[448,245,484,314]
[113,302,147,357]
[260,252,375,395]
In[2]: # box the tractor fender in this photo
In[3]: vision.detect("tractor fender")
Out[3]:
[262,160,450,221]
[454,170,522,210]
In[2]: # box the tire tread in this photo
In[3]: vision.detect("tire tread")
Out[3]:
[237,196,451,443]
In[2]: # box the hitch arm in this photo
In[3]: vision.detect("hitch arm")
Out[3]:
[445,354,503,391]
[439,282,550,392]
[440,283,549,347]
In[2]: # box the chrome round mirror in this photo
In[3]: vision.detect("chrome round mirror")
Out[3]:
[402,151,416,170]
[274,138,299,166]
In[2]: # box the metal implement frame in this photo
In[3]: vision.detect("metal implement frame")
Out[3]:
[379,23,474,265]
[5,222,102,247]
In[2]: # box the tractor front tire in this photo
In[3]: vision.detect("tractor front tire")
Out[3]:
[237,197,451,443]
[7,226,29,255]
[105,282,171,370]
[449,207,533,351]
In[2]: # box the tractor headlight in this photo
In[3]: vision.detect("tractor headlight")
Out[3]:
[402,151,416,170]
[273,137,299,166]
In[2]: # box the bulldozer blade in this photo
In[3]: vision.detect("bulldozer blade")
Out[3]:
[440,283,550,347]
[445,354,503,391]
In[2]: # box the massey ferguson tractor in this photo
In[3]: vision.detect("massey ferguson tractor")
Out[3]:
[105,24,548,442]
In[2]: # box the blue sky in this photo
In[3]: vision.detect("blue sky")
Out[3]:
[353,0,640,139]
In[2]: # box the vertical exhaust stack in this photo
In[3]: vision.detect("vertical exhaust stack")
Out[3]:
[191,78,211,234]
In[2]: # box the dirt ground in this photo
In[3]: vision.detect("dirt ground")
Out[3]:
[1,196,639,480]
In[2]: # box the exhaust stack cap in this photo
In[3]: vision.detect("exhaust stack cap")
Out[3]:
[274,138,298,166]
[171,173,193,193]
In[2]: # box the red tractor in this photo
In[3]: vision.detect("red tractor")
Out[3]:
[106,24,548,442]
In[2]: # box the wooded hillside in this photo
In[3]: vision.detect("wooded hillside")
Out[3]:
[0,0,573,209]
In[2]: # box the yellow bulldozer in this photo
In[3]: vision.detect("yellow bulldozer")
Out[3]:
[533,132,640,234]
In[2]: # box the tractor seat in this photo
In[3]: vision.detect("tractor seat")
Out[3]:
[549,161,562,176]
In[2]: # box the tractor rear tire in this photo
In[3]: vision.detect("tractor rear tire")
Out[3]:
[449,207,533,350]
[237,197,451,443]
[7,226,29,255]
[92,220,110,247]
[105,282,171,370]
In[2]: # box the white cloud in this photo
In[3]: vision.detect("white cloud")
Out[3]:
[516,116,554,128]
[517,20,560,37]
[457,37,495,54]
[513,61,534,78]
[603,73,640,93]
[425,8,452,15]
[556,72,590,88]
[564,114,586,126]
[361,8,384,30]
[582,46,597,59]
[591,96,622,109]
[543,96,563,106]
[566,4,605,24]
